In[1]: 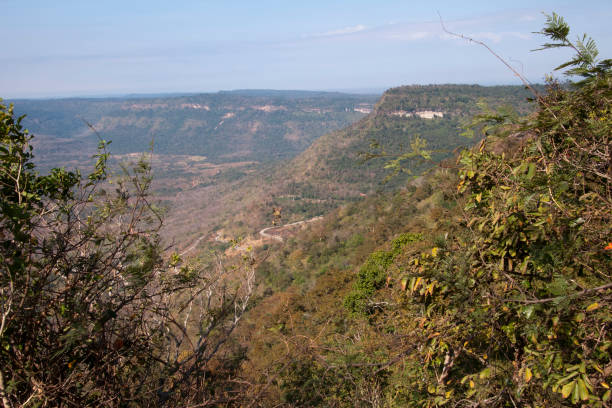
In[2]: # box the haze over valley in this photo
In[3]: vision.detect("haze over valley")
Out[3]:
[2,2,611,407]
[10,84,538,251]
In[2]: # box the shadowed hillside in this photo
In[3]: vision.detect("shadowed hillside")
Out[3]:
[11,90,379,169]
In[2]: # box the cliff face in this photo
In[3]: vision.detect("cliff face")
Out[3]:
[281,84,535,200]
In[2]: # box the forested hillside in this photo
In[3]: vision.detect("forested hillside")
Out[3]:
[233,15,612,406]
[1,13,610,408]
[227,84,541,234]
[11,90,378,168]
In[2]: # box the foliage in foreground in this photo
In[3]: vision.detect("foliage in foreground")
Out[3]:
[0,102,255,407]
[239,14,611,407]
[1,12,609,408]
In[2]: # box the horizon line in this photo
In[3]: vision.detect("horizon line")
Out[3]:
[4,82,547,101]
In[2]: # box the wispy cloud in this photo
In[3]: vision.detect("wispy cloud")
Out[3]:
[382,29,434,41]
[306,24,367,38]
[274,10,541,51]
[371,15,535,44]
[462,31,532,43]
[297,13,536,46]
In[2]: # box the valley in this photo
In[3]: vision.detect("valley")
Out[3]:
[5,78,611,406]
[7,86,536,299]
[13,90,378,166]
[11,85,540,251]
[10,90,378,248]
[3,7,610,407]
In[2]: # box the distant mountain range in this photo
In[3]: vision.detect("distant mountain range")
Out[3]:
[9,85,541,247]
[10,90,379,169]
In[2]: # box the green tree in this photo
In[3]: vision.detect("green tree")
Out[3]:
[0,102,255,407]
[269,13,611,407]
[391,13,611,406]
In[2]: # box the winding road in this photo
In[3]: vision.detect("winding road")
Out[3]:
[258,216,323,242]
[179,235,208,256]
[179,215,324,257]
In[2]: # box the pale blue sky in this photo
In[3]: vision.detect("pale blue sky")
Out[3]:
[1,0,611,98]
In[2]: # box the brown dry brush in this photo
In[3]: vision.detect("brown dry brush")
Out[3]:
[0,105,256,407]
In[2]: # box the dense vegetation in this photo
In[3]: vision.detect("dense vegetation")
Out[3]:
[2,13,609,408]
[0,103,257,406]
[234,14,611,407]
[286,84,537,191]
[217,84,541,240]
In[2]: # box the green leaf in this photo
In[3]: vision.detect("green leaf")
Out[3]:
[557,371,579,386]
[577,378,589,401]
[479,367,491,379]
[572,379,581,403]
[524,367,533,383]
[561,380,575,399]
[526,162,536,180]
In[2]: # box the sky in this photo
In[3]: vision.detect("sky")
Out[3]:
[1,0,611,98]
